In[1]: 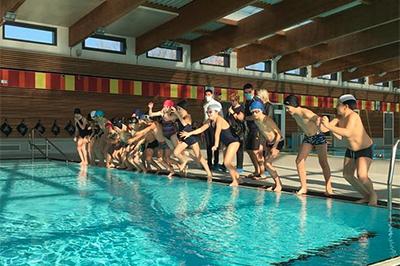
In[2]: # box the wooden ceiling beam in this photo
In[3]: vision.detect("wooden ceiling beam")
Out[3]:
[69,0,145,47]
[237,0,399,68]
[311,43,400,77]
[277,21,400,73]
[135,0,256,55]
[190,0,354,62]
[0,0,25,25]
[368,70,400,84]
[342,57,400,81]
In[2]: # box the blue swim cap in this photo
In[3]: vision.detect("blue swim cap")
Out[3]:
[95,110,105,117]
[249,101,265,112]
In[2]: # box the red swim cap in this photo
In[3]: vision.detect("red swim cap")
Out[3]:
[163,99,175,108]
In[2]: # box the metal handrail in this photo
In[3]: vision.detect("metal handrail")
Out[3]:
[29,128,69,163]
[387,139,400,212]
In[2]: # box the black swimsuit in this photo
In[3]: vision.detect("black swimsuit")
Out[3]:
[220,127,239,146]
[178,120,198,147]
[76,119,91,138]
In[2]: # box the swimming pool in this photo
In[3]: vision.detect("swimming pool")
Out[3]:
[0,160,399,265]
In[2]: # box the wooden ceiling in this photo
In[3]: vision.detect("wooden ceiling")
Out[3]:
[2,0,399,86]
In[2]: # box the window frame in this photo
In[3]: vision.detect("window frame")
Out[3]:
[199,53,230,68]
[2,21,57,46]
[146,46,183,62]
[244,61,272,73]
[82,34,127,55]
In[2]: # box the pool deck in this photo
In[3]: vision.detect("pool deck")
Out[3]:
[370,256,400,266]
[186,151,400,207]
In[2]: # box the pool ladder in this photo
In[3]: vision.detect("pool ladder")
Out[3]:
[387,139,400,212]
[29,128,69,163]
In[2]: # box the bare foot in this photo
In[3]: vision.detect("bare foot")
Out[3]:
[273,183,282,192]
[207,176,213,183]
[167,172,174,179]
[229,181,239,187]
[296,187,307,195]
[325,183,334,196]
[356,198,369,204]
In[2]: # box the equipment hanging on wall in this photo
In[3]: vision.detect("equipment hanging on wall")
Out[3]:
[0,119,12,137]
[34,120,46,134]
[17,119,28,136]
[64,120,75,136]
[51,120,60,136]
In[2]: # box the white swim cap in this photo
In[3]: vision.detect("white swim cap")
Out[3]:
[339,94,356,103]
[207,104,221,112]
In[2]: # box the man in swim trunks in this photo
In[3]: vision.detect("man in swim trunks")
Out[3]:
[321,94,377,205]
[250,101,283,192]
[284,95,333,196]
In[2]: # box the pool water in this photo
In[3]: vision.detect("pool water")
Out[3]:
[0,160,399,265]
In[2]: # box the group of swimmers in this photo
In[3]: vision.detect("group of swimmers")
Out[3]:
[73,83,378,205]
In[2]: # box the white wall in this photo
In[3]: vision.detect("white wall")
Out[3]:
[0,19,397,93]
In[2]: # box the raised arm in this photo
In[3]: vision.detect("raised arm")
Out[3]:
[148,102,163,117]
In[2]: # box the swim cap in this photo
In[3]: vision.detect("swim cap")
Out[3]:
[339,94,356,104]
[176,100,188,110]
[163,99,175,108]
[95,110,105,118]
[207,104,222,112]
[249,101,265,112]
[90,110,97,119]
[74,108,81,114]
[284,95,299,107]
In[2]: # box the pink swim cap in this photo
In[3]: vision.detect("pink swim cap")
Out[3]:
[163,99,175,108]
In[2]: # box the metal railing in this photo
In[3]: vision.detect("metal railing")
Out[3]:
[387,139,400,212]
[28,128,69,163]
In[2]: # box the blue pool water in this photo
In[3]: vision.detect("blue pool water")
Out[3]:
[0,160,399,265]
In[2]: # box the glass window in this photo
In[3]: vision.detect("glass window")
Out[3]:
[83,35,126,54]
[245,61,271,72]
[200,54,230,67]
[348,77,365,84]
[317,73,337,80]
[375,82,389,87]
[3,21,56,45]
[146,46,183,61]
[284,67,307,77]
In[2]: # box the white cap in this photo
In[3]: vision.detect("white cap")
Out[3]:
[90,110,97,119]
[339,94,356,103]
[207,104,222,112]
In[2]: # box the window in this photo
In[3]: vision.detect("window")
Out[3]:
[83,35,126,54]
[383,112,394,146]
[348,77,365,84]
[146,46,183,61]
[3,21,57,45]
[245,61,271,72]
[317,73,337,80]
[375,82,389,87]
[284,67,307,77]
[200,54,230,67]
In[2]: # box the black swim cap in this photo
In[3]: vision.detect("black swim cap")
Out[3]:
[74,108,81,114]
[284,95,299,107]
[177,100,188,110]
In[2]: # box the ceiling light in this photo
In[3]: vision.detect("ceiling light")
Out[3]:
[94,27,105,35]
[3,11,16,22]
[313,62,322,68]
[378,72,387,77]
[347,67,357,73]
